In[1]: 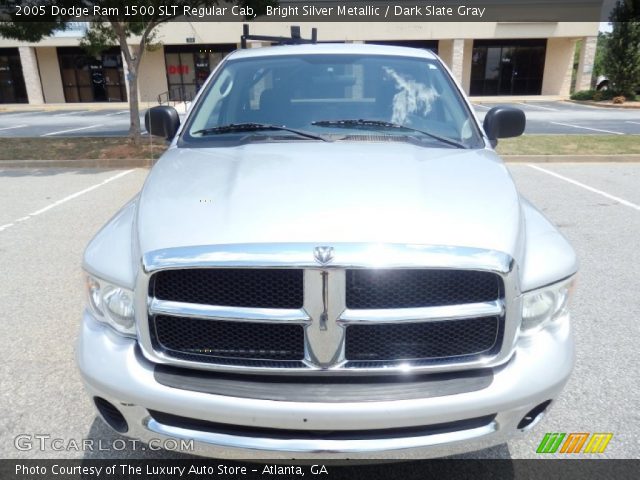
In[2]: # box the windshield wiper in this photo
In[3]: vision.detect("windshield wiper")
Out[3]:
[193,123,330,142]
[311,119,465,149]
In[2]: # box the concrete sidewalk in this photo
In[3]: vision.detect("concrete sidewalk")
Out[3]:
[469,95,564,103]
[0,158,156,169]
[504,154,640,163]
[2,155,639,169]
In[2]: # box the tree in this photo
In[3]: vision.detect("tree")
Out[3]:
[593,31,610,81]
[0,1,275,143]
[603,0,640,97]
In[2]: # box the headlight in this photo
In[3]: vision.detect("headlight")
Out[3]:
[85,275,136,337]
[521,276,576,334]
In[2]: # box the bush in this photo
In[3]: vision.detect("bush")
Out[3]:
[570,90,596,100]
[613,95,626,104]
[570,89,619,101]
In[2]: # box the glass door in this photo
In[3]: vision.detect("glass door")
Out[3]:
[164,45,235,102]
[0,48,28,103]
[471,40,546,96]
[58,47,127,102]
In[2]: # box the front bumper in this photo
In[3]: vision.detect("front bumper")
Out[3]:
[77,310,574,459]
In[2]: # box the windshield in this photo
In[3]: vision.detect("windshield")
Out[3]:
[183,53,483,148]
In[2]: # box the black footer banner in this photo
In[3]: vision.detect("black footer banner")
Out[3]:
[0,459,638,480]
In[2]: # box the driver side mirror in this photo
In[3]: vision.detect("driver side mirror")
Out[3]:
[483,107,525,146]
[145,106,180,141]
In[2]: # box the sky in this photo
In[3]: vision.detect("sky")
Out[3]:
[599,22,612,33]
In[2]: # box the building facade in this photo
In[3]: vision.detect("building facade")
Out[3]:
[0,22,599,104]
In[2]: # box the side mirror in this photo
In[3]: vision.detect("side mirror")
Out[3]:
[145,106,180,140]
[483,107,525,145]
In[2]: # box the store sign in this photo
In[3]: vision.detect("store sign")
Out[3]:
[167,65,189,75]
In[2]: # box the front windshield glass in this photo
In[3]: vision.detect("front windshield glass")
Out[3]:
[184,53,483,148]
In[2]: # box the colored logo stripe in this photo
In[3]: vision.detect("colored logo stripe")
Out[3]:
[537,432,613,454]
[560,433,589,453]
[536,433,565,453]
[584,433,613,453]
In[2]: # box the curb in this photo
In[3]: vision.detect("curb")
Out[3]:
[566,100,640,109]
[0,158,155,169]
[2,156,640,169]
[503,154,640,163]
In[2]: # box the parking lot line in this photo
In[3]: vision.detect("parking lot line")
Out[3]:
[41,124,104,136]
[518,102,557,111]
[527,164,640,212]
[53,111,87,117]
[0,110,44,116]
[29,170,135,216]
[473,104,490,110]
[625,121,640,126]
[0,170,135,233]
[549,121,624,135]
[0,124,27,131]
[106,110,130,116]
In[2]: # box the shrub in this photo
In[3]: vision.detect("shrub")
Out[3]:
[612,95,626,104]
[570,90,596,100]
[570,89,619,101]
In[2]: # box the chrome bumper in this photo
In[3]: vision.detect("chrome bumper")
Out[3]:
[77,310,574,459]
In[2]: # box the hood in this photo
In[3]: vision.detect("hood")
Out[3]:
[137,142,522,257]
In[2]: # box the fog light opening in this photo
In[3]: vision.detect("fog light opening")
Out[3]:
[94,397,129,433]
[518,400,552,431]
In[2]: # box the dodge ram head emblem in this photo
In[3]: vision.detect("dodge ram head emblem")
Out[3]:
[313,246,334,265]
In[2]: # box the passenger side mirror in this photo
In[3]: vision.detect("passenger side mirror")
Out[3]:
[483,107,526,145]
[145,106,180,141]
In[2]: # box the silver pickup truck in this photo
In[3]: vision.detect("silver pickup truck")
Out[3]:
[78,34,577,459]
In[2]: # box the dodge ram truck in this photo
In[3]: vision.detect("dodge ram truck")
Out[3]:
[77,29,577,459]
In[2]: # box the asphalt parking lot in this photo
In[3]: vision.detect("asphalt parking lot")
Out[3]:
[0,163,638,463]
[0,108,149,138]
[472,101,640,135]
[0,101,639,137]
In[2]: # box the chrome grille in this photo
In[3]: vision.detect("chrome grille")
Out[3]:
[150,268,304,309]
[141,244,516,375]
[346,269,501,309]
[151,315,305,362]
[344,316,502,363]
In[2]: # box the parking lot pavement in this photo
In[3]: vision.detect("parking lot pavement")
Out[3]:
[0,109,147,137]
[473,101,640,135]
[0,163,638,461]
[0,101,639,137]
[496,163,640,459]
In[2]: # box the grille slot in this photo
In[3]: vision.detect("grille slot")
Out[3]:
[345,316,502,363]
[346,269,502,309]
[150,269,304,309]
[151,315,305,362]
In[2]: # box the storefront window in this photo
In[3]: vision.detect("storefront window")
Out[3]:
[470,39,546,96]
[0,48,28,104]
[57,47,127,103]
[164,45,235,101]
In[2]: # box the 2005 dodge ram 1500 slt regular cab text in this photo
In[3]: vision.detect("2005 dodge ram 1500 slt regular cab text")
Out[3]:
[78,32,577,459]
